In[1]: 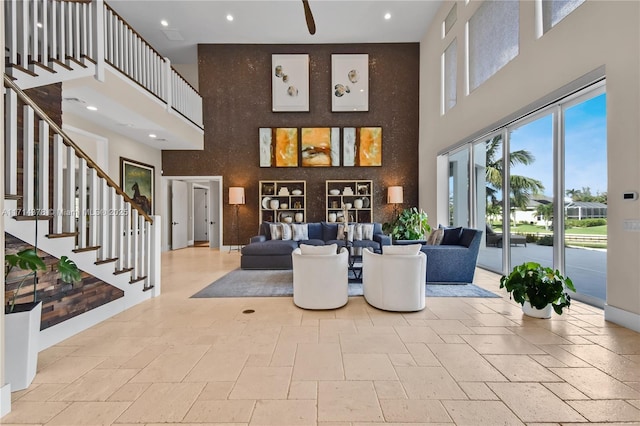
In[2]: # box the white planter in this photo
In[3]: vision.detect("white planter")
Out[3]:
[522,301,552,319]
[5,301,42,391]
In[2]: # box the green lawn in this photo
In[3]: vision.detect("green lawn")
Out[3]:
[489,223,608,235]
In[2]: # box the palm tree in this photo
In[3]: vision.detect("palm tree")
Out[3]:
[535,202,554,230]
[485,136,545,220]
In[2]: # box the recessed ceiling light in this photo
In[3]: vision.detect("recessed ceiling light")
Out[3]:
[384,12,391,20]
[160,19,168,27]
[149,133,157,138]
[226,14,234,22]
[86,105,97,111]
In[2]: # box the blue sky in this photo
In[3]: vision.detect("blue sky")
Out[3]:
[510,93,607,199]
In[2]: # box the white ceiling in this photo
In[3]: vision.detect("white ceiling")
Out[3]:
[107,0,443,65]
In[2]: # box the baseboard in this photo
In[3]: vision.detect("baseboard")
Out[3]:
[39,297,127,351]
[0,383,11,418]
[604,304,640,333]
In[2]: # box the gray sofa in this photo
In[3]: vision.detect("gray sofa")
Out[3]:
[420,227,483,283]
[241,222,390,270]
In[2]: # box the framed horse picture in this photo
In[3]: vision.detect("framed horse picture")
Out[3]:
[120,157,154,216]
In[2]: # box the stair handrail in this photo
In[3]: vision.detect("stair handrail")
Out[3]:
[4,74,153,224]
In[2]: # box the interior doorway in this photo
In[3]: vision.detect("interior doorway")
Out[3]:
[193,185,209,245]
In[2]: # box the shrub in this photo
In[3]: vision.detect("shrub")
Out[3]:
[566,218,607,228]
[525,234,538,243]
[537,235,554,246]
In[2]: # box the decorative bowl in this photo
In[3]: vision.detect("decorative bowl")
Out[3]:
[291,189,302,195]
[345,203,352,209]
[329,189,340,195]
[280,203,288,209]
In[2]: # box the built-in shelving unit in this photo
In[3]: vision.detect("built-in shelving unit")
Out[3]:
[326,180,373,223]
[259,180,306,223]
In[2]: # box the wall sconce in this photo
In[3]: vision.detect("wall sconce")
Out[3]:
[387,186,403,218]
[229,187,245,251]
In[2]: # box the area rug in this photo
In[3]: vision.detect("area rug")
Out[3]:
[191,269,500,299]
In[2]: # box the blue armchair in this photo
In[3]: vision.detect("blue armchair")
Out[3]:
[420,228,483,283]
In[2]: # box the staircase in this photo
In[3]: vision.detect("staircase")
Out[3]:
[1,0,192,350]
[4,75,161,349]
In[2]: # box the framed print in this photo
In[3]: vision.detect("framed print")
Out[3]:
[275,128,299,167]
[301,127,340,167]
[272,54,309,112]
[331,54,369,112]
[120,157,154,215]
[259,128,299,167]
[343,127,382,167]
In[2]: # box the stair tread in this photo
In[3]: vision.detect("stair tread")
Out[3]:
[130,276,147,284]
[13,215,54,221]
[72,245,101,253]
[143,285,155,292]
[114,268,134,275]
[95,258,118,265]
[5,194,22,200]
[6,62,38,77]
[46,232,78,239]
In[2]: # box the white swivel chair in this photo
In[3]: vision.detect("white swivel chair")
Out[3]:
[362,245,427,311]
[292,244,349,309]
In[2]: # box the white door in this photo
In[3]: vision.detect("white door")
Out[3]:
[171,180,188,250]
[194,187,208,241]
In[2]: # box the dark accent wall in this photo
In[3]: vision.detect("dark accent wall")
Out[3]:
[161,43,420,245]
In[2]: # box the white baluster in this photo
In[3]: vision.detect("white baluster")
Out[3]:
[123,202,132,270]
[77,158,87,247]
[7,0,17,65]
[109,187,117,260]
[23,105,35,213]
[38,120,49,213]
[40,0,48,67]
[99,180,110,260]
[66,1,73,61]
[64,145,75,233]
[73,2,80,61]
[18,0,28,68]
[139,215,146,280]
[5,89,18,195]
[30,0,38,67]
[52,134,64,234]
[131,208,139,279]
[88,167,98,247]
[81,2,87,58]
[92,0,104,81]
[116,194,125,270]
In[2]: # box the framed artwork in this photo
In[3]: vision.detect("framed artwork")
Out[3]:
[301,127,340,167]
[272,54,309,112]
[331,54,369,112]
[120,157,154,215]
[343,127,382,167]
[259,127,299,167]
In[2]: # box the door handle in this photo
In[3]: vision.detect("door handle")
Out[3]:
[172,222,179,225]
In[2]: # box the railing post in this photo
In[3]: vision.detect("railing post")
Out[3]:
[93,0,105,81]
[77,158,87,247]
[23,105,35,212]
[52,134,64,234]
[150,215,161,296]
[38,120,49,212]
[162,56,172,111]
[64,145,75,233]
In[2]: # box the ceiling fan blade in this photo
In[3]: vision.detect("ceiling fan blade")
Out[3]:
[302,0,316,35]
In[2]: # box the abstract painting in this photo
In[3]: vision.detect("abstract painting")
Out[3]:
[274,128,298,167]
[331,54,369,112]
[343,127,382,167]
[301,127,340,167]
[272,54,309,112]
[120,157,154,215]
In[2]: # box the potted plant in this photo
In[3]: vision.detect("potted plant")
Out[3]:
[5,249,81,391]
[499,261,576,318]
[383,207,431,241]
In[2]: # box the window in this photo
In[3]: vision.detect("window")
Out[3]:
[541,0,585,34]
[443,3,457,38]
[468,0,519,92]
[442,39,457,113]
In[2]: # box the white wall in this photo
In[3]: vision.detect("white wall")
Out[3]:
[62,112,163,218]
[419,1,640,328]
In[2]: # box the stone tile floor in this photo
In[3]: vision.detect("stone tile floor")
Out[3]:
[3,247,640,425]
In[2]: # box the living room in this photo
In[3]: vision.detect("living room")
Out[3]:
[2,0,640,422]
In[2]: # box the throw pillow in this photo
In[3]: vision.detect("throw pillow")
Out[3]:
[300,243,337,255]
[353,223,374,241]
[441,226,463,245]
[337,223,355,242]
[290,223,309,242]
[426,228,444,245]
[383,244,422,255]
[269,223,292,241]
[281,223,292,241]
[269,223,283,240]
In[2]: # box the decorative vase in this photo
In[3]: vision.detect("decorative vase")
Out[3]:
[328,213,337,222]
[270,199,279,210]
[295,212,304,222]
[6,301,42,391]
[354,199,363,209]
[522,301,553,319]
